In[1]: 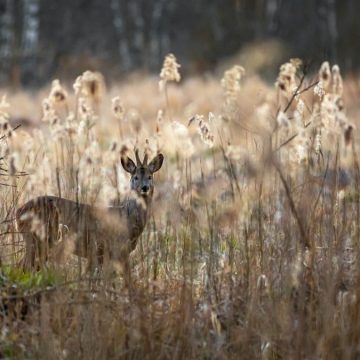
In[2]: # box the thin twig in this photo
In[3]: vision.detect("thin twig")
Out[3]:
[274,121,312,152]
[0,124,21,141]
[283,73,307,113]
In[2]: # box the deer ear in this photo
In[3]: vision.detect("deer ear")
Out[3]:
[121,156,136,174]
[148,153,164,173]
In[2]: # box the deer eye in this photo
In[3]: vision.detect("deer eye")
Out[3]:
[148,176,152,180]
[134,176,139,181]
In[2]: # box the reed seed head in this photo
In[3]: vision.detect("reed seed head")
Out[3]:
[159,53,181,91]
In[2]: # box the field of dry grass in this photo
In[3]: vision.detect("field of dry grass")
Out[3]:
[1,56,360,359]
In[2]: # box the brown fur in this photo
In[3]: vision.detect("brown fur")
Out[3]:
[16,152,164,271]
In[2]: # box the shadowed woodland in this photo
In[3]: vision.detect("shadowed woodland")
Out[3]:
[1,1,360,359]
[1,0,360,86]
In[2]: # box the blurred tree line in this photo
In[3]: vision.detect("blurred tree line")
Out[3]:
[0,0,359,87]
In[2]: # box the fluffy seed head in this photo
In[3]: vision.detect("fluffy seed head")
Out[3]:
[319,61,331,91]
[159,53,181,91]
[49,79,68,104]
[73,71,105,102]
[112,96,125,120]
[276,60,300,94]
[221,65,245,104]
[332,64,343,96]
[314,81,325,98]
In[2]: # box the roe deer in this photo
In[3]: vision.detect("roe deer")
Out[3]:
[16,150,164,271]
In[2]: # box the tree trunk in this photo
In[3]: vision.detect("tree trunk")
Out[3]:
[317,0,338,62]
[0,0,15,83]
[21,0,40,85]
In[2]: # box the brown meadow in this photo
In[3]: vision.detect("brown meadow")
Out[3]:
[1,56,360,359]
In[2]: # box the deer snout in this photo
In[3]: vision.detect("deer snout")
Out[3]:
[141,185,150,193]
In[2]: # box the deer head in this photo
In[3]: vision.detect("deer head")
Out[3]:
[121,150,164,199]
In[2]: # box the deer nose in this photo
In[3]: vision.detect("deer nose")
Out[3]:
[141,185,149,193]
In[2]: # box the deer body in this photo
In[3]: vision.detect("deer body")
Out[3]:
[16,152,164,270]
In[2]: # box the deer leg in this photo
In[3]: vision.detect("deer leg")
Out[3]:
[96,244,104,268]
[44,207,59,265]
[22,233,37,271]
[36,233,48,270]
[22,220,58,271]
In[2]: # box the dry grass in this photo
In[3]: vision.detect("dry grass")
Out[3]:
[1,57,360,359]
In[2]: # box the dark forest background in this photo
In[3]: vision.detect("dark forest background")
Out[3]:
[0,0,359,87]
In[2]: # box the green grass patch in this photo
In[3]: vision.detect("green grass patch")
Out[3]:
[0,266,63,290]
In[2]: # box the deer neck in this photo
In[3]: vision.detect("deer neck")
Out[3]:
[125,193,152,245]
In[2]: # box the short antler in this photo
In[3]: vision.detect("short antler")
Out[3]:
[143,152,148,166]
[134,148,149,167]
[135,149,142,166]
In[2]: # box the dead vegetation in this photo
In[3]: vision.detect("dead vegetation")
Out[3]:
[1,56,360,359]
